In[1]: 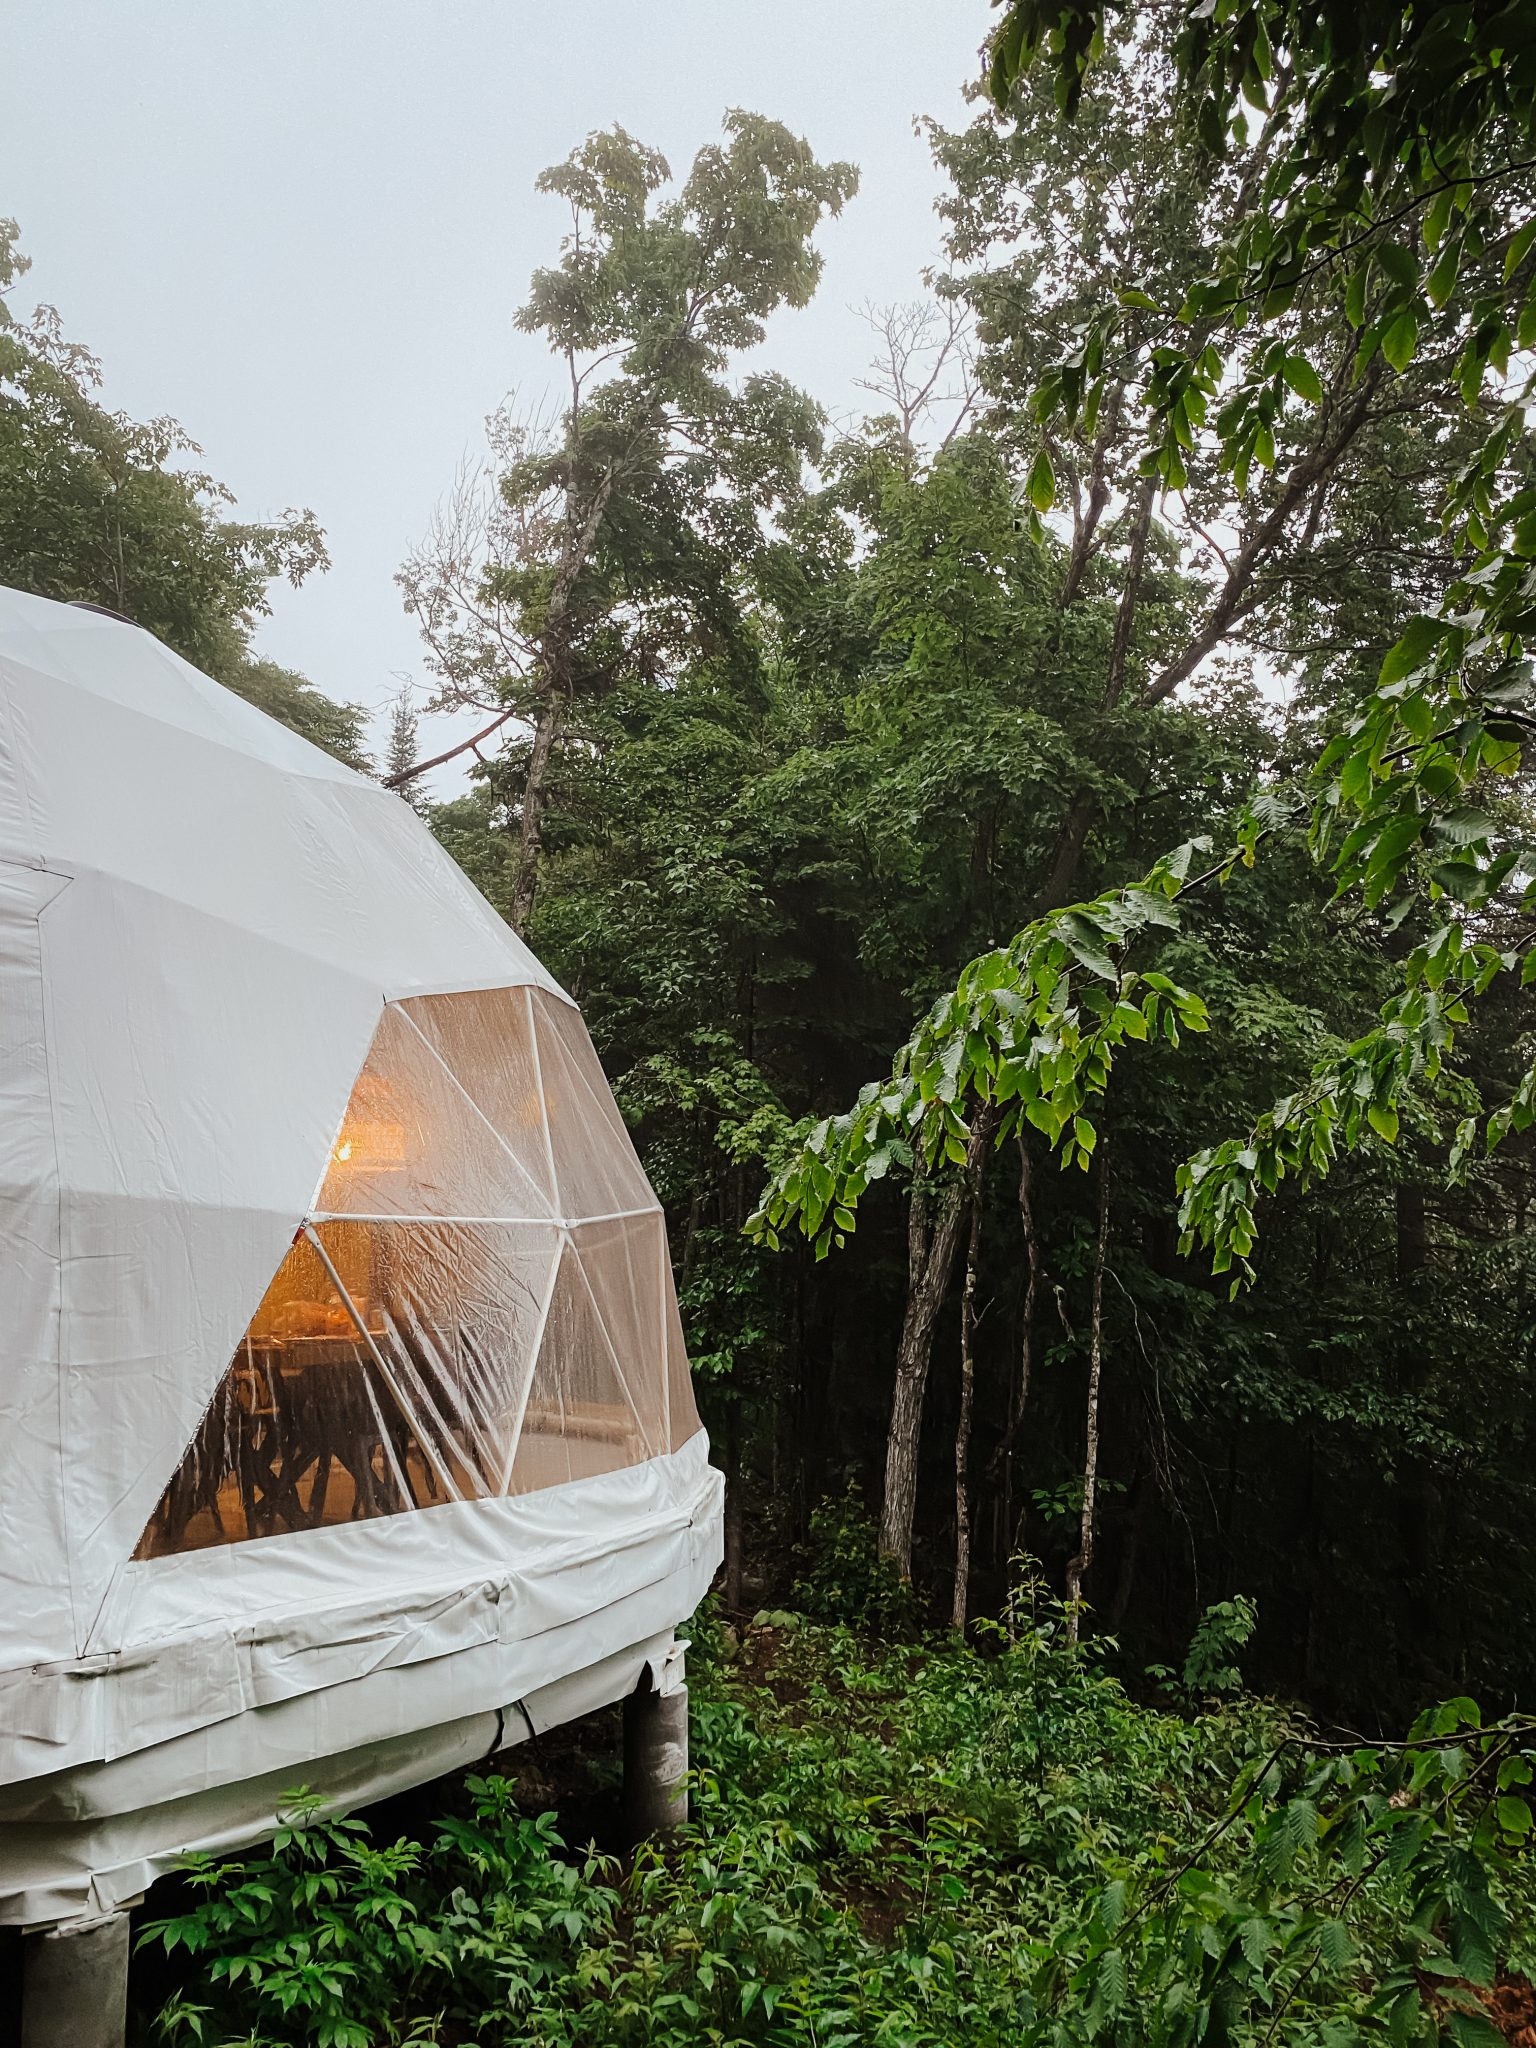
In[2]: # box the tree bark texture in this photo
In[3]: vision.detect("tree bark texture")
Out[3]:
[994,1130,1043,1559]
[508,464,616,933]
[879,1177,965,1577]
[951,1173,985,1631]
[723,1422,745,1610]
[878,1115,994,1578]
[1038,479,1155,911]
[509,687,560,934]
[1065,1141,1111,1644]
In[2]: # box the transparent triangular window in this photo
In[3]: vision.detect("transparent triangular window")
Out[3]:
[399,987,557,1213]
[531,994,655,1221]
[133,1231,449,1558]
[664,1282,703,1453]
[313,1218,559,1495]
[507,1236,656,1496]
[317,1003,553,1222]
[569,1213,671,1459]
[138,985,695,1559]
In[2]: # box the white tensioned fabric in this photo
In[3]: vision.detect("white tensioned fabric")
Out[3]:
[0,585,584,1670]
[0,588,721,1921]
[133,984,699,1557]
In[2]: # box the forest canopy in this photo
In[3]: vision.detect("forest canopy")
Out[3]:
[11,11,1536,2043]
[4,9,1536,1733]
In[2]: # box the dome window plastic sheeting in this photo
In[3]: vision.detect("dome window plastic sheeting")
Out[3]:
[0,583,722,1935]
[133,987,695,1557]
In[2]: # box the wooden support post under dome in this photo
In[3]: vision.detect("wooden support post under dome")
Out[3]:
[623,1638,689,1837]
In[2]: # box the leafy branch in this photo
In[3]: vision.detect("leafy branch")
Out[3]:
[1031,1697,1536,2048]
[748,840,1211,1256]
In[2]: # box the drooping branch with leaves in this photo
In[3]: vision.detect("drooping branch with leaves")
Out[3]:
[750,842,1212,1574]
[970,1,1536,1237]
[749,842,1212,1261]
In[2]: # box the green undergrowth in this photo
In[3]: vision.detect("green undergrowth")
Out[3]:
[138,1582,1536,2048]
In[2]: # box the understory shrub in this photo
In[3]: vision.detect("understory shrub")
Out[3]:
[140,1585,1536,2047]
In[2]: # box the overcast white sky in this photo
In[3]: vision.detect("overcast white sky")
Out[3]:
[2,2,990,786]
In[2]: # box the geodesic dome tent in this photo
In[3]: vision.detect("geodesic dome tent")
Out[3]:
[0,585,722,1927]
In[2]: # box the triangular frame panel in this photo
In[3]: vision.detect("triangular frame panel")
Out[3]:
[133,1231,449,1557]
[138,983,693,1557]
[507,1235,657,1496]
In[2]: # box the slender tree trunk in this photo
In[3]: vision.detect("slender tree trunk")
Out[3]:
[1038,790,1097,915]
[1301,1430,1323,1699]
[793,1260,813,1544]
[880,1178,966,1577]
[1108,1457,1151,1635]
[994,1130,1043,1559]
[508,463,617,933]
[677,1183,705,1294]
[1039,361,1383,915]
[1395,1184,1428,1283]
[723,1419,744,1609]
[879,1115,993,1577]
[1039,480,1156,910]
[1055,381,1125,612]
[951,1170,985,1631]
[510,687,560,934]
[1065,1140,1111,1644]
[1012,1132,1040,1440]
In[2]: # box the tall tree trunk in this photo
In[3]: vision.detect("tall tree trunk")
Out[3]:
[510,686,560,935]
[879,1115,993,1577]
[1039,360,1382,915]
[994,1130,1043,1560]
[880,1178,966,1577]
[723,1419,744,1609]
[1065,1140,1111,1645]
[1039,480,1156,911]
[1107,1457,1152,1635]
[1396,1183,1428,1283]
[951,1169,986,1631]
[1056,386,1124,610]
[508,463,617,933]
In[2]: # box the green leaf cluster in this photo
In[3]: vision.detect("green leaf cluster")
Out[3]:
[143,1602,1536,2048]
[750,845,1212,1253]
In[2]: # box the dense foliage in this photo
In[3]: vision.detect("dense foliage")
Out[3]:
[10,18,1536,2043]
[6,0,1536,1890]
[139,1588,1536,2047]
[971,0,1536,1257]
[459,102,1536,1716]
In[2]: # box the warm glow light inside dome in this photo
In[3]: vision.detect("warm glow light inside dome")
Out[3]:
[134,986,701,1560]
[328,1099,406,1176]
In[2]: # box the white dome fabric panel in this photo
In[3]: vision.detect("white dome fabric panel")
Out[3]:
[0,585,608,1668]
[0,588,722,1928]
[0,863,72,1667]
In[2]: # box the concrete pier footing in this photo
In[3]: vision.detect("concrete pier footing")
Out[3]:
[21,1909,131,2048]
[623,1641,689,1838]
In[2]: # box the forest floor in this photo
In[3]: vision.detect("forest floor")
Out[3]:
[131,1588,1536,2046]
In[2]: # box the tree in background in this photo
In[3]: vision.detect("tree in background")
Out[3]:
[384,680,423,808]
[379,68,1536,1717]
[0,216,370,771]
[231,659,373,774]
[754,30,1510,1592]
[977,1,1536,1263]
[395,114,857,931]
